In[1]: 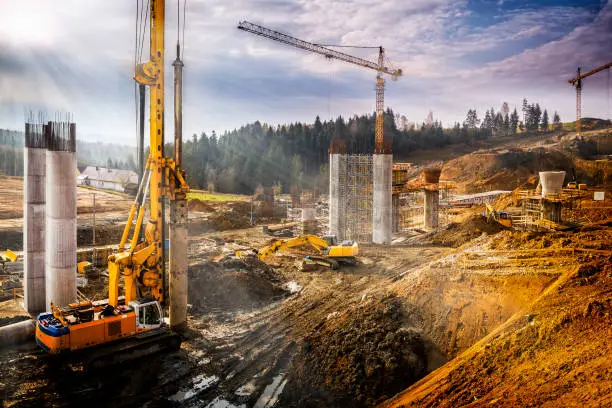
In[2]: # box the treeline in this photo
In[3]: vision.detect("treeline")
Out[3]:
[178,107,520,195]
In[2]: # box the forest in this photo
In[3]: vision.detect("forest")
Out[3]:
[1,100,559,195]
[179,102,560,194]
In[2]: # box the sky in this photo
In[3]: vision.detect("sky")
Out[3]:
[0,0,611,146]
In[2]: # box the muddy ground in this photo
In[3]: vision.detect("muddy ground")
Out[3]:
[3,215,605,407]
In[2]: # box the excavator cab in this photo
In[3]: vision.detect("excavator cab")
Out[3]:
[130,299,163,330]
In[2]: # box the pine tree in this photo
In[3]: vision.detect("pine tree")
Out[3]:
[541,109,549,132]
[553,111,562,130]
[510,108,519,134]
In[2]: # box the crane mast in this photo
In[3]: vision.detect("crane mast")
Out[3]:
[568,61,612,135]
[237,21,402,152]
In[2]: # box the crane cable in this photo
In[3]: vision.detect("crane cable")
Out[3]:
[177,0,187,58]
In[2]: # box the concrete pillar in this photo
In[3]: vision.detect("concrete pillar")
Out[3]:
[392,194,400,233]
[45,122,77,309]
[423,189,439,229]
[24,123,47,314]
[329,153,346,239]
[373,154,392,244]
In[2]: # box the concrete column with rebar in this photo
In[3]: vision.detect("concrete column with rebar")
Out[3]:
[45,121,77,309]
[24,122,47,314]
[372,154,392,244]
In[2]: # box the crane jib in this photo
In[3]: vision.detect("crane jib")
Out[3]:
[237,21,401,77]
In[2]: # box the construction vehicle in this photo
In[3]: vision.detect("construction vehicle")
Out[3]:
[0,249,17,273]
[568,61,612,135]
[237,21,401,153]
[484,202,512,228]
[36,0,189,365]
[237,235,359,269]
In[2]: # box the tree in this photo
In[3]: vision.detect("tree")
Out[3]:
[541,109,549,132]
[464,109,480,129]
[501,102,510,117]
[522,98,528,124]
[553,111,562,130]
[510,108,519,134]
[107,157,113,169]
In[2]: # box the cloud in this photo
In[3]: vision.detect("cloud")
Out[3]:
[0,0,609,143]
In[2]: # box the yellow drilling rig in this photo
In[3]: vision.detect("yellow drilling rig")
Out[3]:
[35,0,189,369]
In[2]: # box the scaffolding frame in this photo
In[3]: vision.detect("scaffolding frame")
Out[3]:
[343,155,373,243]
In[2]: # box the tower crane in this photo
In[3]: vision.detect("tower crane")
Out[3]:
[237,21,402,152]
[568,61,612,135]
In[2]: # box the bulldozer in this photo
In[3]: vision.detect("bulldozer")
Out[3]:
[237,235,359,269]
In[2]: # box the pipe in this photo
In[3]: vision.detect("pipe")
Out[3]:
[169,43,188,331]
[0,320,35,348]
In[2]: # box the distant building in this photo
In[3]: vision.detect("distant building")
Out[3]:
[78,166,138,193]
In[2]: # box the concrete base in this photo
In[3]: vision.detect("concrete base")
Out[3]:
[423,190,440,229]
[373,154,392,244]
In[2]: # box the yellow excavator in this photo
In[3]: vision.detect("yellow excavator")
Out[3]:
[35,0,189,368]
[237,235,359,269]
[484,202,512,228]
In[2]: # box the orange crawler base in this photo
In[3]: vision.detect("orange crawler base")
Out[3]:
[36,298,169,354]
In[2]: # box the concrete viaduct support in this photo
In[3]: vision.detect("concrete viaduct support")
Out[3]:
[45,122,77,309]
[24,122,47,314]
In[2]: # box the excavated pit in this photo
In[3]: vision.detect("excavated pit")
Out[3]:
[0,225,570,407]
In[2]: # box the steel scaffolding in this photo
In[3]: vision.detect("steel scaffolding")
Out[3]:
[343,155,373,243]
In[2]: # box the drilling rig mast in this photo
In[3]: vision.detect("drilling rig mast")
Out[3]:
[237,21,402,152]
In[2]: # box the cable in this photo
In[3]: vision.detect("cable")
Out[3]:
[138,0,150,63]
[315,44,380,49]
[182,0,187,58]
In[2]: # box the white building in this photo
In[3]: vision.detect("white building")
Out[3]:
[78,166,138,193]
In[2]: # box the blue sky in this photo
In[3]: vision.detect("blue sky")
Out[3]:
[0,0,610,145]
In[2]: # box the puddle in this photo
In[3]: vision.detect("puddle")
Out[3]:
[254,374,288,408]
[168,374,219,402]
[205,397,246,408]
[234,380,257,397]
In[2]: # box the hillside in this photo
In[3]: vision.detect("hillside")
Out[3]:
[381,228,611,408]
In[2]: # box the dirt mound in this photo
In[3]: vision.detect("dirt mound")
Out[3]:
[428,214,506,247]
[382,254,612,408]
[490,227,611,251]
[188,256,288,312]
[188,199,216,212]
[281,294,429,408]
[208,211,251,231]
[442,149,575,194]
